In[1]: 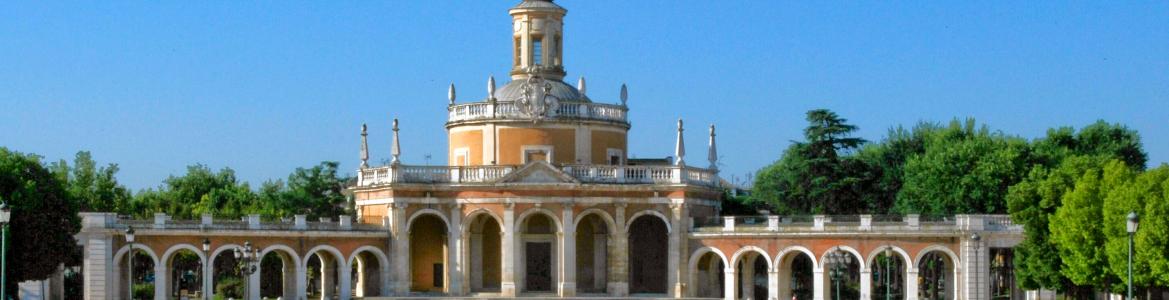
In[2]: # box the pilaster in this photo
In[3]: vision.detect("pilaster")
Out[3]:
[723,268,735,300]
[82,232,113,300]
[391,202,410,295]
[153,264,167,300]
[609,203,629,296]
[447,204,464,295]
[560,202,577,296]
[813,269,826,300]
[501,201,517,296]
[861,270,872,300]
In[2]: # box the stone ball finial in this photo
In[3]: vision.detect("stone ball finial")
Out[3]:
[677,118,683,131]
[448,83,456,105]
[578,76,586,96]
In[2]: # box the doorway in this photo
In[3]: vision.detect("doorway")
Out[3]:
[525,242,553,292]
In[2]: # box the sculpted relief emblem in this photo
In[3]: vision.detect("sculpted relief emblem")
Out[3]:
[517,73,560,123]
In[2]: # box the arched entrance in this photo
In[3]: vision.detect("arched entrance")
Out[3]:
[821,247,862,300]
[870,248,908,300]
[627,213,668,294]
[305,247,346,300]
[209,246,243,299]
[689,249,726,298]
[917,250,957,300]
[259,246,298,300]
[351,247,389,297]
[115,246,158,300]
[162,246,205,300]
[733,248,771,300]
[574,212,612,294]
[518,211,559,293]
[465,212,502,293]
[409,213,449,293]
[777,248,815,300]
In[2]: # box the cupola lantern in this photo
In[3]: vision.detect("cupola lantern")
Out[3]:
[509,0,567,80]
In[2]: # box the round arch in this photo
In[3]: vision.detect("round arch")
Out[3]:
[258,244,303,270]
[776,246,819,271]
[462,208,504,234]
[160,244,208,265]
[687,246,729,274]
[913,245,961,271]
[573,208,617,234]
[516,207,563,233]
[301,244,346,267]
[818,245,866,271]
[208,244,243,266]
[347,245,390,267]
[864,245,913,273]
[624,209,672,234]
[730,246,774,272]
[406,208,452,234]
[114,244,161,267]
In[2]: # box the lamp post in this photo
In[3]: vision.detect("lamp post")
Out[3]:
[234,241,258,300]
[826,248,847,300]
[1127,212,1138,300]
[971,233,981,300]
[125,226,136,300]
[0,202,10,300]
[884,247,893,300]
[201,238,210,297]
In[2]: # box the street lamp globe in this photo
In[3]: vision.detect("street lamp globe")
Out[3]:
[0,202,10,223]
[1127,212,1139,234]
[202,238,211,252]
[125,227,135,243]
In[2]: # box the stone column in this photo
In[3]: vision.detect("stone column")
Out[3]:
[723,268,736,300]
[778,265,793,300]
[905,270,919,300]
[769,270,780,300]
[447,204,464,295]
[668,203,685,298]
[154,264,168,300]
[610,203,629,296]
[203,255,214,299]
[322,255,336,300]
[296,258,309,300]
[861,269,872,300]
[283,256,297,300]
[501,202,517,296]
[83,234,114,300]
[742,257,755,300]
[813,269,825,300]
[470,233,484,290]
[560,203,577,296]
[392,202,410,295]
[248,263,261,300]
[339,257,353,300]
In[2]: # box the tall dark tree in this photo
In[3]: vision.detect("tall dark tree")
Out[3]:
[0,148,81,295]
[752,109,868,214]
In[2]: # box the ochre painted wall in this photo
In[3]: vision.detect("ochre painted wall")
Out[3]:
[410,216,448,292]
[590,130,627,164]
[497,127,576,164]
[449,129,484,165]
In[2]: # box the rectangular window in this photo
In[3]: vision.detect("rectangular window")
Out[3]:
[522,145,553,164]
[514,37,521,66]
[533,39,543,66]
[607,148,624,165]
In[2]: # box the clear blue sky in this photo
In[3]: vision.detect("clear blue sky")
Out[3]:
[2,1,1167,190]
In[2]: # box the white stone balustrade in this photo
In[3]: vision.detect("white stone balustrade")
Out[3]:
[447,101,628,124]
[357,163,719,187]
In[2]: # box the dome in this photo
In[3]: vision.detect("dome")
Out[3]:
[494,79,590,103]
[512,0,565,11]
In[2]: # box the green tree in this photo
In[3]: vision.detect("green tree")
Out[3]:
[1049,160,1131,292]
[896,119,1030,215]
[130,164,257,219]
[282,161,349,219]
[0,148,82,294]
[1104,164,1169,293]
[1140,168,1169,288]
[854,123,939,214]
[50,151,131,213]
[751,109,868,214]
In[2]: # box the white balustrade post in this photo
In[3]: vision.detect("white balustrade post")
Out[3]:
[768,215,780,231]
[723,216,735,232]
[814,215,827,231]
[860,214,872,231]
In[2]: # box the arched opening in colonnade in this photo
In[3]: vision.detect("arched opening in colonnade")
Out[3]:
[574,212,612,294]
[259,248,298,300]
[116,247,158,300]
[163,248,204,299]
[917,250,956,300]
[733,249,771,300]
[465,212,502,293]
[689,249,725,298]
[821,248,861,300]
[306,249,344,299]
[870,248,907,300]
[209,247,243,299]
[352,248,388,297]
[627,213,668,294]
[519,211,559,293]
[409,213,449,293]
